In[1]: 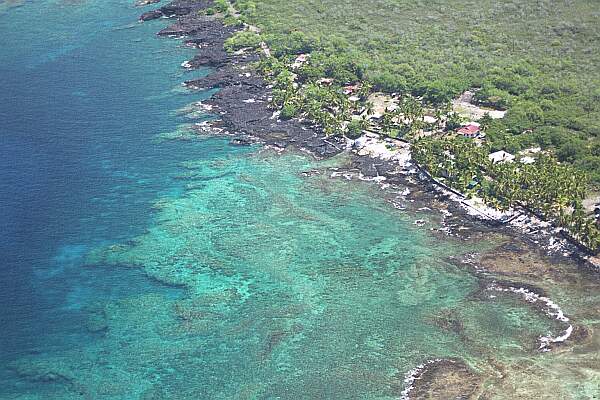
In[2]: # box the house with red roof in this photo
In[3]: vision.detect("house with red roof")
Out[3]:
[457,124,480,138]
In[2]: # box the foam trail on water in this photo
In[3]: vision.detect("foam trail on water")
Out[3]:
[400,359,444,400]
[487,283,573,350]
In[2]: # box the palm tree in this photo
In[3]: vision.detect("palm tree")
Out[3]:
[364,101,374,118]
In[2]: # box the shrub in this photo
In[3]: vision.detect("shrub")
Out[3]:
[346,119,364,138]
[223,31,262,53]
[213,0,229,13]
[280,103,298,120]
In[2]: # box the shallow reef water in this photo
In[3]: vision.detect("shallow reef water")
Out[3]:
[3,146,564,399]
[2,0,600,399]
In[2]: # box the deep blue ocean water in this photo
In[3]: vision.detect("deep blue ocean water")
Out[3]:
[0,0,218,371]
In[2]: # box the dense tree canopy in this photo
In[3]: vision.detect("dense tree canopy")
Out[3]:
[413,137,600,252]
[231,0,600,184]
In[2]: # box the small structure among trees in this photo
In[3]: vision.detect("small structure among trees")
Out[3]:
[457,124,480,138]
[489,150,515,164]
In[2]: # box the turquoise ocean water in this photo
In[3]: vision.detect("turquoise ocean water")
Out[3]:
[0,1,571,398]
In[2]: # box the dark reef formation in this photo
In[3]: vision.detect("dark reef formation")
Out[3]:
[190,58,348,158]
[140,0,211,21]
[407,359,481,399]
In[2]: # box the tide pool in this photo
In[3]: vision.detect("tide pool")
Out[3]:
[0,1,595,399]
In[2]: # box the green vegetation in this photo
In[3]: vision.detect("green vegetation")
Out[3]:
[223,30,263,52]
[205,0,229,14]
[219,0,600,252]
[229,0,600,184]
[346,119,368,139]
[413,137,600,252]
[255,56,364,136]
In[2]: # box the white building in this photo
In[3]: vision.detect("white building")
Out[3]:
[489,150,515,164]
[520,156,535,164]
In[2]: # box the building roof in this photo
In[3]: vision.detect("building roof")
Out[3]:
[457,124,480,135]
[520,156,535,164]
[343,85,360,95]
[317,78,334,85]
[489,150,515,163]
[518,147,541,155]
[291,54,310,69]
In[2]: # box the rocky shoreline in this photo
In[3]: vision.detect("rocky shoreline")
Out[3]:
[147,1,597,268]
[141,1,347,158]
[139,1,598,398]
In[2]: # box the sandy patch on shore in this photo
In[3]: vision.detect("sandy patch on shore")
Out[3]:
[452,90,506,121]
[352,133,411,165]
